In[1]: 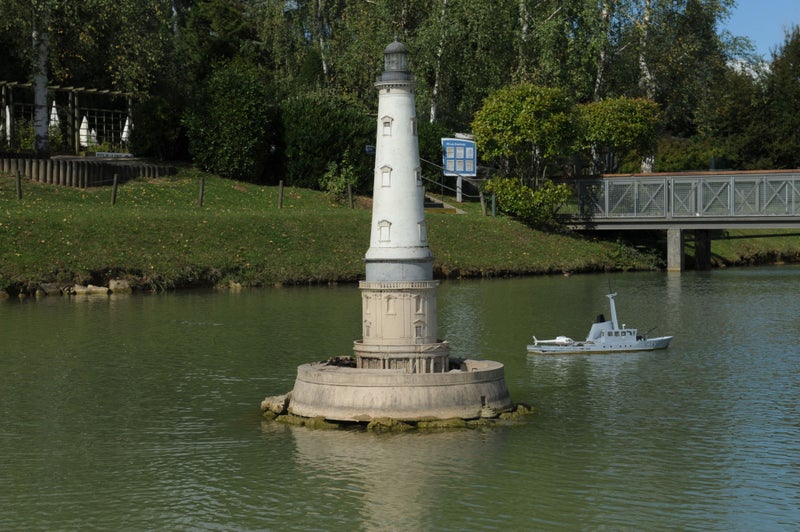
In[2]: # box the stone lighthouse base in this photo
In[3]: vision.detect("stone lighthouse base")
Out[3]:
[283,357,513,423]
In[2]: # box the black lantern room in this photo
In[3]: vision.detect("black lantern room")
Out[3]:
[379,39,412,82]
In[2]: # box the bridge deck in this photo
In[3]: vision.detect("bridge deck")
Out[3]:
[557,171,800,270]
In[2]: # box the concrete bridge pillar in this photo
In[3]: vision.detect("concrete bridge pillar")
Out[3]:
[667,228,684,272]
[694,230,712,271]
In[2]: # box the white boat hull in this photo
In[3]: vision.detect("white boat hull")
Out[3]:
[527,335,672,355]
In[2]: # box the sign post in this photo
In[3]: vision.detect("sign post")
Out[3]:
[441,137,476,202]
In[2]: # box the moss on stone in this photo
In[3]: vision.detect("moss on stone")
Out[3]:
[264,402,537,430]
[498,403,536,421]
[367,418,414,432]
[275,414,340,429]
[275,414,306,426]
[304,416,340,429]
[416,418,468,430]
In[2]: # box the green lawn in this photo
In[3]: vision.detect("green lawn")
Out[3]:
[2,168,795,295]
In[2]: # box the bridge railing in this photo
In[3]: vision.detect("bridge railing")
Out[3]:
[560,172,800,220]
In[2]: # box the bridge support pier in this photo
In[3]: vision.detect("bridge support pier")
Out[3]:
[667,228,684,272]
[694,230,712,271]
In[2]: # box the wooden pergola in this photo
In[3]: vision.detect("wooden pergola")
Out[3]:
[0,81,133,154]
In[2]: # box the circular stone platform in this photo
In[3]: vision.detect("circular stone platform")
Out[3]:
[288,358,513,422]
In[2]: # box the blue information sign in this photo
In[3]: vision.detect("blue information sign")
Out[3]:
[441,138,476,177]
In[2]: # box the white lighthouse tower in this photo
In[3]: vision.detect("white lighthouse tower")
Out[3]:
[279,40,513,423]
[365,39,431,282]
[353,39,449,373]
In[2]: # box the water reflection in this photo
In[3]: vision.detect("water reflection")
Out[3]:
[285,424,506,531]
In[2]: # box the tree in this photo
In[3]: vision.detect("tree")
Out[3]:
[626,0,734,136]
[0,0,53,154]
[415,0,517,127]
[182,0,260,82]
[758,26,800,168]
[692,66,760,170]
[31,1,51,155]
[472,83,575,183]
[577,96,662,174]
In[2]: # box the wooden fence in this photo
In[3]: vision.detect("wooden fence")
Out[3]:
[0,156,175,188]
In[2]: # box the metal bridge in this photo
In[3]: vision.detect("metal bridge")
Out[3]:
[560,170,800,271]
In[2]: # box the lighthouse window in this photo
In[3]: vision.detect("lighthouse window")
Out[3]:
[382,116,393,136]
[418,220,427,242]
[415,167,422,185]
[411,117,418,136]
[381,166,392,187]
[378,220,391,242]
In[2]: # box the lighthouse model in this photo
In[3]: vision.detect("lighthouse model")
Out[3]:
[276,40,513,423]
[353,39,449,373]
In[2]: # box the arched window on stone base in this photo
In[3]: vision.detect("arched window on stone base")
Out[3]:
[414,319,425,342]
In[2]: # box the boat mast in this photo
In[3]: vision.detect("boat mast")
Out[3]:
[606,293,619,329]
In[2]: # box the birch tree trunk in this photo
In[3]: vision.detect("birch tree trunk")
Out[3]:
[637,0,655,172]
[429,0,448,123]
[592,1,611,102]
[32,1,50,155]
[517,0,530,78]
[316,0,329,81]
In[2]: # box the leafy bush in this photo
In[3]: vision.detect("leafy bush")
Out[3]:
[484,177,571,226]
[280,88,372,190]
[320,149,359,204]
[184,59,281,183]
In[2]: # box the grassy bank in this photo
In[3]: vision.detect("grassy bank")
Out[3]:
[1,168,796,295]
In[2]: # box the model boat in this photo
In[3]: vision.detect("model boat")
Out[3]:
[527,292,672,354]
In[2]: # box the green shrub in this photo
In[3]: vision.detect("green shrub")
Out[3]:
[484,177,571,227]
[280,88,372,190]
[184,58,281,183]
[130,92,190,161]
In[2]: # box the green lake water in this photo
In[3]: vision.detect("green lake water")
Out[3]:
[2,267,799,530]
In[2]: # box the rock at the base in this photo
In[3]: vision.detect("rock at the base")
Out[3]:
[39,283,63,296]
[261,393,291,415]
[72,284,109,295]
[109,279,132,293]
[498,403,535,421]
